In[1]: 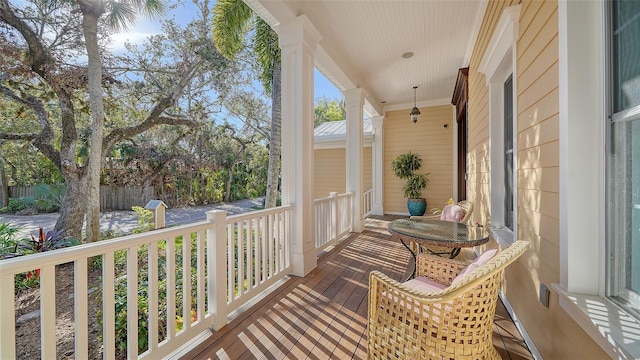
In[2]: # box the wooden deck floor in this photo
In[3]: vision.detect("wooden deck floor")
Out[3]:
[183,215,533,360]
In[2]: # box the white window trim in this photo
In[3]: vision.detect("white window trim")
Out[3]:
[478,5,520,244]
[553,1,640,359]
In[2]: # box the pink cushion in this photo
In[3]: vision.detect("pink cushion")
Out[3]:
[451,249,498,285]
[403,276,447,293]
[440,204,466,222]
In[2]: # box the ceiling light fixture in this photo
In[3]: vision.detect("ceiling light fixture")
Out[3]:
[410,86,420,123]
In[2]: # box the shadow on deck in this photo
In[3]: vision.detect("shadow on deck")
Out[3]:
[182,215,533,359]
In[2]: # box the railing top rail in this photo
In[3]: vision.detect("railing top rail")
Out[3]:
[314,196,334,204]
[226,204,293,223]
[0,220,211,275]
[314,192,354,204]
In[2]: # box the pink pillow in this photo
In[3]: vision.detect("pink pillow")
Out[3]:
[403,276,447,293]
[440,204,466,222]
[451,249,498,285]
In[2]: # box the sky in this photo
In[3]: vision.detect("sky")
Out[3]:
[108,1,343,101]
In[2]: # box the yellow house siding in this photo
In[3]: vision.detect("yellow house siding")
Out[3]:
[466,0,520,225]
[313,147,372,200]
[314,148,346,199]
[363,148,372,191]
[384,105,454,214]
[467,0,609,358]
[519,88,559,131]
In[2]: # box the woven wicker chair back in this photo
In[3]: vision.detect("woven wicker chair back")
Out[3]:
[368,240,528,360]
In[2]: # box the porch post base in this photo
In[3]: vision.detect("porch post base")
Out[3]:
[353,216,365,233]
[291,247,317,277]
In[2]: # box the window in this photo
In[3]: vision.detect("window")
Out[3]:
[607,0,640,315]
[504,75,514,230]
[555,1,640,357]
[478,5,520,241]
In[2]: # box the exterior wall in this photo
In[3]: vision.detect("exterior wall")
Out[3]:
[383,105,454,214]
[314,146,371,199]
[467,0,608,358]
[364,147,372,191]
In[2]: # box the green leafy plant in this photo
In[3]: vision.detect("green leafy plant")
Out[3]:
[10,227,78,289]
[104,273,167,355]
[15,271,41,290]
[34,182,66,212]
[132,206,154,233]
[0,197,35,213]
[391,152,429,198]
[97,236,201,355]
[20,228,79,254]
[0,223,21,260]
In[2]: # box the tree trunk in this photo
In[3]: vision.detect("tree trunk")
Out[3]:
[265,60,281,208]
[55,171,87,241]
[224,165,235,203]
[224,144,246,203]
[0,157,8,208]
[81,9,106,243]
[142,175,157,204]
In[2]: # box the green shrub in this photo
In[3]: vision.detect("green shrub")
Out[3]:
[9,227,78,289]
[97,236,201,355]
[0,223,20,259]
[15,271,41,290]
[34,182,66,212]
[132,206,154,234]
[19,228,80,254]
[0,197,35,213]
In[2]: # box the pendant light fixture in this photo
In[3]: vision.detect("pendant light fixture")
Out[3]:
[410,86,420,123]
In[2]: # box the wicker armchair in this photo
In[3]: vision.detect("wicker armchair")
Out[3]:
[368,240,528,360]
[410,200,474,224]
[455,200,473,224]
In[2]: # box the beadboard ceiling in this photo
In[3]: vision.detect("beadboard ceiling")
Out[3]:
[247,0,487,115]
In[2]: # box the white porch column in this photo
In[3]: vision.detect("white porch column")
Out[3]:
[371,115,385,215]
[344,88,365,232]
[278,15,321,277]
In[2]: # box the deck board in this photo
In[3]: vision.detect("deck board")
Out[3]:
[183,215,533,360]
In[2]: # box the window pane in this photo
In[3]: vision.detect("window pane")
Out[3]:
[612,0,640,112]
[608,0,640,313]
[504,75,514,230]
[627,120,640,293]
[608,116,640,309]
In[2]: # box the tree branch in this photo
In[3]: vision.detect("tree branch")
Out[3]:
[0,0,52,78]
[105,66,180,75]
[0,132,38,141]
[1,0,79,173]
[0,82,60,164]
[103,59,204,153]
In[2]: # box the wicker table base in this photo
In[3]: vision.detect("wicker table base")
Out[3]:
[388,218,489,280]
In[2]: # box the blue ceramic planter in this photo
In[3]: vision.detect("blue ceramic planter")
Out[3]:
[407,198,427,216]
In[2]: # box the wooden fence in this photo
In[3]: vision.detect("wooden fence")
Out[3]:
[2,185,156,211]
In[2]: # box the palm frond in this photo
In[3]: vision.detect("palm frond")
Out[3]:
[212,0,252,60]
[253,18,279,95]
[137,0,166,21]
[107,0,166,32]
[107,1,138,32]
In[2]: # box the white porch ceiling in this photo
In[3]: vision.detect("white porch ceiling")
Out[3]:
[246,0,487,116]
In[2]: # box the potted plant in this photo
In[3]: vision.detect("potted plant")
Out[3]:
[391,152,429,216]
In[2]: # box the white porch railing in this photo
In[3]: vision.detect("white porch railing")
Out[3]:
[222,207,292,317]
[363,188,373,217]
[0,205,293,359]
[314,192,354,254]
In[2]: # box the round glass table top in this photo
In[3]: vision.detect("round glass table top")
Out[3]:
[388,218,489,247]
